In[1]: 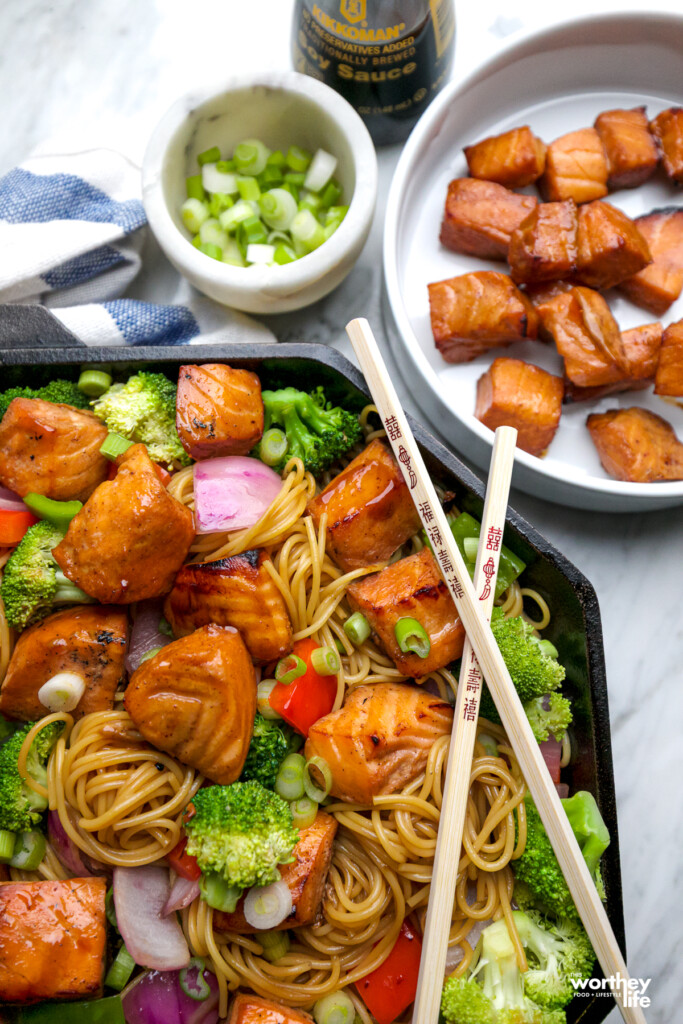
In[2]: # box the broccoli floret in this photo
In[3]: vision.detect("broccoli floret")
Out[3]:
[0,721,63,833]
[0,521,92,631]
[515,910,595,1009]
[241,714,297,790]
[184,781,299,891]
[561,792,610,900]
[257,386,362,475]
[512,795,610,919]
[523,693,573,744]
[491,610,565,703]
[440,917,568,1024]
[91,372,189,470]
[0,380,89,420]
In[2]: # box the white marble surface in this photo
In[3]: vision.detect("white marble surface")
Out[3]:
[2,0,681,1019]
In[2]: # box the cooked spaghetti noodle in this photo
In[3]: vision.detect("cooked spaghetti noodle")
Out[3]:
[6,402,557,1019]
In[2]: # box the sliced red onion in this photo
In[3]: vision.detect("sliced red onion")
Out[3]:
[126,599,172,675]
[444,917,492,973]
[193,457,283,534]
[163,874,200,916]
[48,809,109,877]
[539,737,562,784]
[555,782,570,799]
[114,866,191,971]
[122,966,219,1024]
[244,879,292,930]
[0,485,26,512]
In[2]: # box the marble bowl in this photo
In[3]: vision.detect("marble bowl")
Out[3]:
[142,71,377,314]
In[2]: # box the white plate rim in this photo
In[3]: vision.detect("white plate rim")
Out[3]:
[383,9,683,507]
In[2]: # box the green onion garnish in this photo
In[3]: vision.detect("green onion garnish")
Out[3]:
[197,146,221,166]
[9,831,46,870]
[0,829,15,862]
[463,536,479,562]
[77,369,112,397]
[186,174,205,200]
[104,945,136,991]
[313,990,356,1024]
[257,679,281,720]
[259,428,288,467]
[343,612,371,645]
[274,753,306,802]
[310,646,340,676]
[394,617,431,659]
[289,796,318,829]
[199,872,242,913]
[304,757,332,803]
[275,654,306,686]
[179,957,211,1001]
[181,197,210,234]
[139,646,163,664]
[100,432,133,461]
[286,145,312,173]
[258,929,291,962]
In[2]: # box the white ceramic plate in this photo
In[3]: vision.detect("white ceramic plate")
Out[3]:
[383,12,683,512]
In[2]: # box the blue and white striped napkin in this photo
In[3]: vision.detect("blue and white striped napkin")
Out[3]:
[0,149,276,348]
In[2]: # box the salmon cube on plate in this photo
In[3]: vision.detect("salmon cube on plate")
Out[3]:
[439,178,537,261]
[649,107,683,183]
[475,357,564,457]
[594,107,659,188]
[540,128,609,204]
[619,207,683,315]
[508,201,578,286]
[464,125,547,188]
[575,200,651,290]
[587,407,683,482]
[654,319,683,397]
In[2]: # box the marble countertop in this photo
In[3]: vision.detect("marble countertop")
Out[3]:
[2,0,680,1018]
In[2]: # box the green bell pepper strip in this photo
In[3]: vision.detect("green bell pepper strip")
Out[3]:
[426,512,526,599]
[23,494,82,531]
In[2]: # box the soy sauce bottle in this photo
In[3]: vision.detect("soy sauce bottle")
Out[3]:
[291,0,455,145]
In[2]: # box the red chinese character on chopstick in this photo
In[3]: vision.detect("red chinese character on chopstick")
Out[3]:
[463,698,478,721]
[384,415,402,441]
[419,502,434,523]
[486,526,502,552]
[479,557,496,601]
[397,445,417,488]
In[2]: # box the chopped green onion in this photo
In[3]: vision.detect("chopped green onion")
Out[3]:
[463,536,479,562]
[105,887,118,930]
[158,617,174,638]
[181,197,210,234]
[273,244,296,265]
[478,733,499,757]
[77,369,112,397]
[10,831,46,870]
[326,205,349,224]
[260,428,288,467]
[246,243,275,265]
[234,139,271,175]
[104,945,136,991]
[237,176,261,201]
[298,191,322,215]
[199,871,242,912]
[198,241,223,260]
[258,165,284,189]
[284,171,306,187]
[219,199,255,232]
[290,209,326,252]
[286,146,312,173]
[237,215,268,248]
[394,617,431,659]
[209,192,234,217]
[179,957,211,1001]
[202,163,238,194]
[0,829,16,862]
[275,653,306,685]
[267,150,287,168]
[38,672,86,713]
[186,174,205,200]
[310,646,340,676]
[199,217,229,249]
[274,753,306,801]
[304,148,338,193]
[197,146,221,166]
[334,636,346,655]
[313,990,356,1024]
[139,646,164,664]
[304,756,332,802]
[23,493,82,531]
[320,179,342,208]
[257,679,281,720]
[343,612,371,645]
[259,188,298,231]
[289,796,318,829]
[100,431,133,461]
[221,237,246,267]
[258,929,291,962]
[280,181,300,203]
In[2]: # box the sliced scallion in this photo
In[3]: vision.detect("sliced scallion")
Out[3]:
[258,929,291,962]
[310,646,340,676]
[237,176,261,201]
[9,831,46,870]
[139,646,163,664]
[259,188,298,231]
[286,146,312,173]
[179,957,211,1001]
[275,654,306,686]
[37,672,86,713]
[197,146,221,166]
[463,536,479,562]
[343,612,371,645]
[304,756,332,802]
[77,369,112,397]
[198,241,223,261]
[199,871,242,913]
[100,432,133,461]
[304,148,338,193]
[246,243,275,265]
[290,209,326,253]
[234,139,271,176]
[290,796,318,829]
[257,679,281,720]
[0,829,15,862]
[274,753,306,801]
[201,163,238,195]
[219,199,255,232]
[199,218,229,250]
[181,197,210,234]
[186,174,205,200]
[394,617,431,659]
[104,945,136,991]
[209,192,234,217]
[259,428,288,467]
[313,990,356,1024]
[273,244,296,265]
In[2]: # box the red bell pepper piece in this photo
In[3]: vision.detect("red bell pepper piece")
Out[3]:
[355,920,422,1024]
[268,636,338,737]
[166,834,200,880]
[0,508,39,546]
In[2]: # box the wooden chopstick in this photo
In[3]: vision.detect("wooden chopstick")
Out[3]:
[414,424,517,1024]
[345,317,646,1024]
